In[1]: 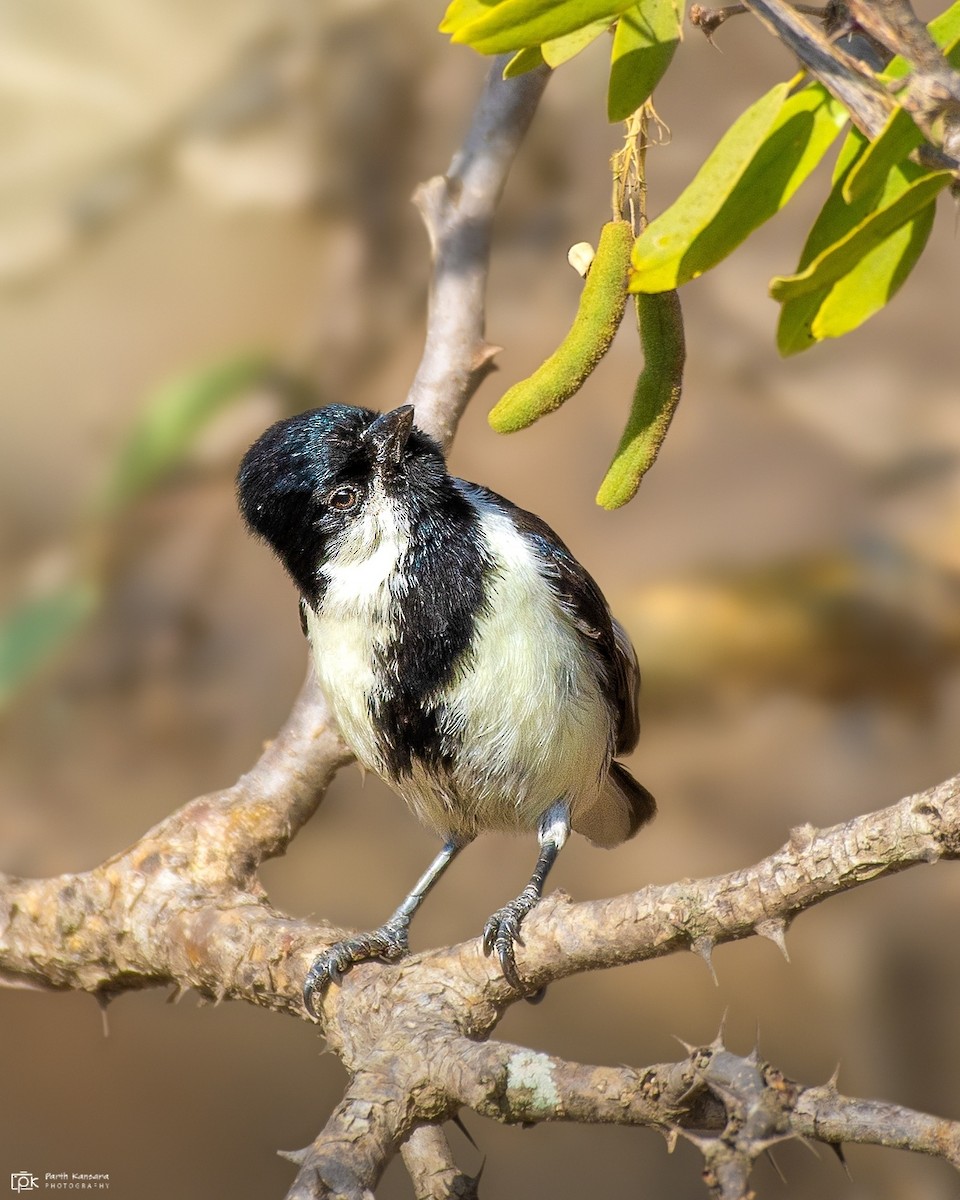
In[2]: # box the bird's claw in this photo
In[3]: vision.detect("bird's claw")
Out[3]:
[303,919,409,1016]
[482,887,540,991]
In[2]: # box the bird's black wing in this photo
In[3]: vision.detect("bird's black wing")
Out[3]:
[459,482,641,756]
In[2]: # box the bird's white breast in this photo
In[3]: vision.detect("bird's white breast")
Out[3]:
[305,486,613,839]
[409,502,612,835]
[305,482,408,771]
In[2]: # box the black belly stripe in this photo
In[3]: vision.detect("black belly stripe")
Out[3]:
[371,483,491,777]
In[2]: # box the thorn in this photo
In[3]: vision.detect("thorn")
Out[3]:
[765,1147,787,1184]
[673,1034,697,1055]
[94,993,111,1039]
[692,936,719,985]
[663,1127,680,1153]
[755,917,791,962]
[829,1142,852,1180]
[752,1133,802,1156]
[276,1147,309,1166]
[451,1113,479,1151]
[711,1009,728,1050]
[675,1128,717,1153]
[826,1062,841,1091]
[472,342,502,371]
[746,1019,762,1065]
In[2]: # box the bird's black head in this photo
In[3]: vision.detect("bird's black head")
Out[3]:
[237,403,448,604]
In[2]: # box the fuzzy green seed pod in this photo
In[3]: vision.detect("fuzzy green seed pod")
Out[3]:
[596,289,685,510]
[488,220,633,433]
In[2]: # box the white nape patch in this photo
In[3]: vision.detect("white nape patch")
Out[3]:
[305,481,408,771]
[403,501,612,837]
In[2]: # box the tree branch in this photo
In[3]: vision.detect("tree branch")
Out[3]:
[489,772,958,992]
[740,0,894,137]
[695,0,960,172]
[399,1126,478,1200]
[407,56,550,449]
[4,27,959,1200]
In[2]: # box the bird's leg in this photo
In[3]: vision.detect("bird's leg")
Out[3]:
[303,838,464,1015]
[482,801,570,991]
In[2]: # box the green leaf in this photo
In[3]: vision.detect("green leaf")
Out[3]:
[771,169,950,301]
[444,0,635,55]
[103,355,268,511]
[774,163,948,353]
[503,45,546,75]
[541,17,611,67]
[810,201,938,340]
[607,0,683,122]
[774,112,951,355]
[842,105,919,204]
[0,579,98,708]
[844,6,960,203]
[440,0,497,35]
[631,81,847,292]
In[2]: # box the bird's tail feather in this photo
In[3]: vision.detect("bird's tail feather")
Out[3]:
[572,761,656,849]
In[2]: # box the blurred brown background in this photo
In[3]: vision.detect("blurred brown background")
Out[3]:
[2,2,959,1197]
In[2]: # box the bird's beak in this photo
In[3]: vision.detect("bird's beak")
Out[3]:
[366,405,415,470]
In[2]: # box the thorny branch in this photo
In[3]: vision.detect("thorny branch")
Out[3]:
[2,34,960,1200]
[692,0,960,172]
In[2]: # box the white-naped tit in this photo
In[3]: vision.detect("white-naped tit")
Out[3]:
[237,403,655,1014]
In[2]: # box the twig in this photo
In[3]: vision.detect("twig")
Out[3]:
[407,55,551,448]
[739,0,895,136]
[846,0,960,161]
[400,1126,478,1200]
[708,0,960,171]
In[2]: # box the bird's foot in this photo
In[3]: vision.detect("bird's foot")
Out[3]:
[482,884,542,991]
[303,918,409,1016]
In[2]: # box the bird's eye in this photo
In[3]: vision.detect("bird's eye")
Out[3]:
[326,484,361,511]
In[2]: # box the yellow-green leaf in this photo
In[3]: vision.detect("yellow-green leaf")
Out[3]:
[811,201,938,341]
[444,0,634,55]
[503,45,546,75]
[631,81,847,292]
[844,6,960,203]
[103,355,268,511]
[771,170,950,302]
[440,0,497,35]
[542,17,611,67]
[774,160,947,355]
[0,579,98,709]
[607,0,683,123]
[842,106,923,204]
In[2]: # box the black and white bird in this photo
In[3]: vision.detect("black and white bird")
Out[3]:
[237,403,655,1014]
